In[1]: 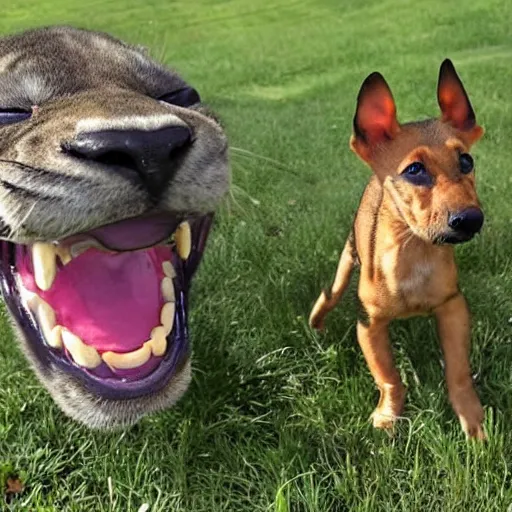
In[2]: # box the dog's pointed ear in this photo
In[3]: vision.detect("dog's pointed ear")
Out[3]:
[437,59,483,145]
[350,72,400,163]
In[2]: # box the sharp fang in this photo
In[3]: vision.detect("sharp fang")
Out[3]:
[32,242,57,291]
[175,221,191,260]
[162,261,176,278]
[55,245,72,265]
[160,302,175,335]
[61,329,102,369]
[102,343,152,370]
[161,277,175,302]
[49,325,63,349]
[31,296,61,348]
[149,326,167,356]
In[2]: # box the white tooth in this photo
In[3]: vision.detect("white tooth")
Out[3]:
[32,297,59,347]
[17,277,42,313]
[175,222,191,260]
[162,261,176,278]
[25,293,62,349]
[102,343,152,370]
[48,325,63,349]
[32,242,57,291]
[21,287,38,308]
[149,326,167,356]
[61,329,102,368]
[54,245,72,265]
[160,302,175,335]
[161,277,175,302]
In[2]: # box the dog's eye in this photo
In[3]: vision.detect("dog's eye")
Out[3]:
[0,108,31,125]
[459,153,474,174]
[401,162,432,186]
[159,87,201,108]
[403,162,426,176]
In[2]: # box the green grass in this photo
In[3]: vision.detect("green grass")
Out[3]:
[1,0,512,510]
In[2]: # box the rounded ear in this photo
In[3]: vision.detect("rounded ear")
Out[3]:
[351,72,400,163]
[437,59,483,143]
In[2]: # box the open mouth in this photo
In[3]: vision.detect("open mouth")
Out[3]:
[0,213,213,399]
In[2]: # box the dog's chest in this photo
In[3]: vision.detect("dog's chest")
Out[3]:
[399,261,435,293]
[380,249,436,302]
[362,243,459,318]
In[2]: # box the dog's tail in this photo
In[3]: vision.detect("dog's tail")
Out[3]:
[309,233,357,330]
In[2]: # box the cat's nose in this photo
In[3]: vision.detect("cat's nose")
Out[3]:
[62,125,192,196]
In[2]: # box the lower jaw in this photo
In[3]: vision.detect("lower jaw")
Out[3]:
[0,214,212,400]
[435,234,474,245]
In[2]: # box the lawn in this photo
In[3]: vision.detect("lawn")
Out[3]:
[1,0,512,510]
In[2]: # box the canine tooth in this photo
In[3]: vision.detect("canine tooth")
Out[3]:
[102,343,152,370]
[25,294,62,349]
[48,325,63,349]
[61,329,102,368]
[149,326,167,356]
[161,277,175,302]
[32,242,57,291]
[160,302,175,335]
[55,245,72,265]
[33,297,59,347]
[162,261,176,278]
[175,222,191,260]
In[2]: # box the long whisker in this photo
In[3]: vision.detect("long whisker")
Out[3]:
[229,147,292,170]
[229,184,260,206]
[229,147,304,180]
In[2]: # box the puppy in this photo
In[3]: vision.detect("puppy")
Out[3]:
[310,60,485,439]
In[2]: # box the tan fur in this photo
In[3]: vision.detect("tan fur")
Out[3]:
[310,60,486,439]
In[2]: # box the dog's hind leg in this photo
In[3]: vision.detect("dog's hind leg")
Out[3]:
[309,234,357,330]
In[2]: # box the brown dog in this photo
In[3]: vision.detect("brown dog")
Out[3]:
[309,60,485,439]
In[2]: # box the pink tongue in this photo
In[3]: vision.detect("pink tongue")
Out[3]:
[41,248,163,352]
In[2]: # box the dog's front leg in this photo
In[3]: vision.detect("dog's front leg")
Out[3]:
[435,294,485,439]
[357,317,406,430]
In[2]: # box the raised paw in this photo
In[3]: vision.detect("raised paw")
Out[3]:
[308,311,325,331]
[308,293,329,331]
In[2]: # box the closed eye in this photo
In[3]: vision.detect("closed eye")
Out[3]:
[0,108,32,125]
[158,87,201,108]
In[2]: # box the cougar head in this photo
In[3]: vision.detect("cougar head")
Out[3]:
[0,26,229,429]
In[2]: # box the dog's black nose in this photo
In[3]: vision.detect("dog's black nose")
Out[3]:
[62,126,192,196]
[448,207,484,235]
